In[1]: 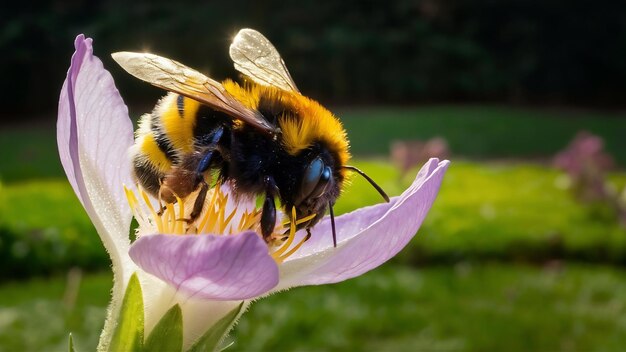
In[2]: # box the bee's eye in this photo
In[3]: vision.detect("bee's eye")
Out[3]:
[309,165,331,199]
[297,158,332,205]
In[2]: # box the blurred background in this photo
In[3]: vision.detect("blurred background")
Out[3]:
[2,0,626,351]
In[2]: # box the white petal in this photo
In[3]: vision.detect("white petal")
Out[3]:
[57,35,136,351]
[138,271,247,349]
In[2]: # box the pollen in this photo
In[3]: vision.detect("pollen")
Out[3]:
[124,184,314,262]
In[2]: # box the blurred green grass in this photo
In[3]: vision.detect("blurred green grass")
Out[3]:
[0,271,108,351]
[1,160,624,279]
[233,263,626,352]
[2,263,626,351]
[333,160,626,264]
[0,180,106,278]
[404,162,626,264]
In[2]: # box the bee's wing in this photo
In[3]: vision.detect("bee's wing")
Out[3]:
[229,28,300,93]
[112,52,275,134]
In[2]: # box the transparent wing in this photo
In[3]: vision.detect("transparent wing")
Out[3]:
[229,28,300,93]
[111,52,275,134]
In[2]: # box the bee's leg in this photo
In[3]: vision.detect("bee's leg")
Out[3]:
[196,126,225,175]
[261,195,276,240]
[187,126,225,222]
[156,178,172,216]
[261,175,279,241]
[188,178,209,221]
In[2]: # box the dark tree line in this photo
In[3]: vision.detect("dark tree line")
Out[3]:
[1,0,625,117]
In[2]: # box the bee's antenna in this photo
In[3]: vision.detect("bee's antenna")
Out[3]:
[343,165,390,202]
[329,201,337,248]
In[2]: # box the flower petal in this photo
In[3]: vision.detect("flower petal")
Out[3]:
[57,36,136,351]
[129,232,279,300]
[277,158,449,289]
[57,35,135,272]
[136,272,246,350]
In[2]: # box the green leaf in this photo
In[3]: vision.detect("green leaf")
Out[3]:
[69,333,76,352]
[188,302,244,352]
[108,273,144,352]
[143,304,183,352]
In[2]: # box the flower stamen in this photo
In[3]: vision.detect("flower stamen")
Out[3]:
[141,188,163,232]
[283,213,317,227]
[197,185,220,232]
[125,185,316,261]
[271,207,298,259]
[124,186,145,224]
[165,203,175,233]
[276,231,311,263]
[222,208,237,234]
[175,195,184,234]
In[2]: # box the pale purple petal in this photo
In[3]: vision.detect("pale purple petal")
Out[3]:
[294,158,442,255]
[57,35,135,271]
[129,232,279,300]
[277,158,449,289]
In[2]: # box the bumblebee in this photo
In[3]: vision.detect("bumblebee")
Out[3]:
[112,29,388,246]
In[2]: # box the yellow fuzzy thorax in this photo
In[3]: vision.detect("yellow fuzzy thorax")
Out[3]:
[222,79,351,173]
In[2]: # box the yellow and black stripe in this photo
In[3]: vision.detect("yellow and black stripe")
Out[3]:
[130,92,228,195]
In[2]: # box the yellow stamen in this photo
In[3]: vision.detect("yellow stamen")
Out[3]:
[166,203,175,233]
[175,195,184,234]
[124,186,143,223]
[241,210,260,230]
[237,210,247,230]
[204,195,219,233]
[215,204,224,232]
[282,212,317,227]
[276,232,311,263]
[141,188,163,232]
[272,207,297,258]
[124,184,316,261]
[221,208,237,234]
[198,185,220,232]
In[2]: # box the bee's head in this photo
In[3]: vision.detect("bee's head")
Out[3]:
[294,156,335,222]
[282,147,391,243]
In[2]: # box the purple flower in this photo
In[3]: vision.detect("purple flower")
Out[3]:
[58,35,449,350]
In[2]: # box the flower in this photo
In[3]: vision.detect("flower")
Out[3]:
[57,34,449,351]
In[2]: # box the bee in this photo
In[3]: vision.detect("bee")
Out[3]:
[112,29,389,246]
